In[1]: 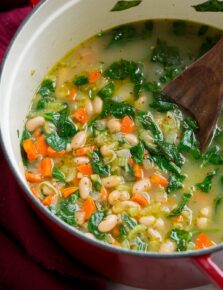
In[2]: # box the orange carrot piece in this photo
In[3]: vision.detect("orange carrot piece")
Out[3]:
[47,146,66,158]
[76,146,95,157]
[23,139,38,161]
[61,187,77,198]
[88,70,101,84]
[68,87,77,101]
[150,173,168,188]
[121,116,135,133]
[40,158,53,177]
[111,224,120,238]
[133,164,144,179]
[77,164,93,176]
[34,135,48,157]
[101,186,108,200]
[82,197,96,220]
[73,108,89,124]
[25,172,42,183]
[31,187,41,199]
[42,195,52,206]
[195,233,213,249]
[131,193,149,207]
[172,215,184,223]
[33,128,41,139]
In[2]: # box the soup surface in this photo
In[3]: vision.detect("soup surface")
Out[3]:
[21,20,223,253]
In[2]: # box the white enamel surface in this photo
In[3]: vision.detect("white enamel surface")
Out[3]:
[0,0,223,251]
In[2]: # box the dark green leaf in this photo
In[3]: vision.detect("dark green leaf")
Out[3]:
[119,224,127,237]
[169,229,192,251]
[150,100,176,112]
[91,150,111,177]
[108,25,138,46]
[88,211,106,239]
[45,132,67,152]
[167,173,185,194]
[149,155,182,176]
[159,66,181,83]
[193,0,223,12]
[196,171,216,193]
[122,214,137,229]
[20,130,32,165]
[102,100,135,119]
[178,129,199,152]
[104,59,131,80]
[111,0,142,11]
[130,142,144,165]
[202,146,223,167]
[172,20,187,35]
[215,194,223,214]
[144,81,160,93]
[38,79,55,97]
[183,117,198,130]
[167,193,192,218]
[199,35,221,57]
[74,75,89,86]
[93,180,102,191]
[52,166,66,182]
[98,83,115,99]
[157,141,185,167]
[136,237,147,252]
[36,97,54,111]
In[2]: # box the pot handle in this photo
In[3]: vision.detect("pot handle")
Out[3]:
[193,255,223,289]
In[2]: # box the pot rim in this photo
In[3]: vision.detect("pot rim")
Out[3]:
[1,0,223,260]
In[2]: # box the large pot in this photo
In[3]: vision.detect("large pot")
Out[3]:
[1,0,223,289]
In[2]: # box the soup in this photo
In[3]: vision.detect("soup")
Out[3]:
[21,20,223,253]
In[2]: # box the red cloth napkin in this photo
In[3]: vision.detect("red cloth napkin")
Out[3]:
[0,5,106,290]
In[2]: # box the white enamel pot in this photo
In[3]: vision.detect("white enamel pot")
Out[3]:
[1,0,223,289]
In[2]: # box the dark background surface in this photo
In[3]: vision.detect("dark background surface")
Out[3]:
[0,0,27,11]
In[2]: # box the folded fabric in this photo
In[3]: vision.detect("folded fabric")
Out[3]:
[0,5,106,290]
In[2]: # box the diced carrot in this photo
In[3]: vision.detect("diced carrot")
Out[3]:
[111,224,120,238]
[121,116,135,133]
[195,233,213,249]
[77,164,93,176]
[128,158,134,167]
[47,146,66,158]
[42,195,52,206]
[101,186,108,200]
[150,173,168,188]
[40,158,53,177]
[82,197,96,220]
[133,164,144,179]
[131,193,149,207]
[23,139,38,161]
[31,187,41,199]
[33,128,41,139]
[61,187,77,198]
[73,108,89,124]
[76,146,95,157]
[68,87,77,101]
[25,172,42,183]
[88,70,101,84]
[34,135,48,157]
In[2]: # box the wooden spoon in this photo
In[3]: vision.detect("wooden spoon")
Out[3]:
[163,37,223,150]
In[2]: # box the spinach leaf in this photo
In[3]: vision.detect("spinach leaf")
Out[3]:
[136,237,147,252]
[91,150,111,177]
[36,97,54,111]
[102,100,135,119]
[193,0,223,12]
[157,141,184,167]
[144,81,160,93]
[214,194,223,214]
[151,39,182,67]
[167,173,185,194]
[196,171,216,193]
[108,25,138,46]
[38,79,55,97]
[169,229,192,251]
[137,111,164,142]
[122,214,137,229]
[202,146,223,167]
[172,20,187,36]
[52,166,66,182]
[88,211,106,239]
[45,132,67,152]
[119,224,127,237]
[74,75,89,86]
[199,35,221,57]
[104,59,131,80]
[167,193,192,218]
[149,155,182,176]
[111,0,142,11]
[178,129,199,154]
[150,93,176,112]
[183,117,198,130]
[98,83,115,99]
[20,130,32,165]
[130,142,144,165]
[159,66,181,83]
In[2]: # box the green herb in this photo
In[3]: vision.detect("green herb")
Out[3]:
[130,142,144,165]
[74,75,89,86]
[38,79,55,97]
[151,39,182,67]
[111,0,142,11]
[144,81,160,93]
[196,171,216,193]
[172,20,187,35]
[122,214,137,229]
[202,146,223,167]
[183,117,198,130]
[20,130,32,165]
[178,129,200,155]
[169,229,192,251]
[150,93,176,112]
[214,194,223,214]
[98,83,115,99]
[167,173,185,194]
[192,0,223,12]
[136,237,147,252]
[198,25,209,36]
[108,25,138,46]
[88,211,106,239]
[119,224,127,237]
[91,150,111,177]
[36,97,54,111]
[52,166,66,182]
[159,66,181,83]
[102,100,135,119]
[199,35,221,57]
[167,193,192,218]
[157,141,184,167]
[45,132,67,152]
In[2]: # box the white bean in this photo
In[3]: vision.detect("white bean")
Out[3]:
[100,145,113,157]
[76,211,85,225]
[102,176,122,188]
[74,157,90,165]
[85,99,94,116]
[125,134,138,146]
[93,96,103,115]
[148,228,162,241]
[26,116,45,132]
[119,200,141,209]
[71,131,86,149]
[139,216,156,227]
[107,119,121,133]
[108,190,130,205]
[154,218,165,231]
[66,143,72,152]
[79,177,92,199]
[85,232,96,240]
[196,217,209,229]
[134,96,148,110]
[98,215,118,232]
[132,179,151,195]
[200,207,210,217]
[159,241,176,253]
